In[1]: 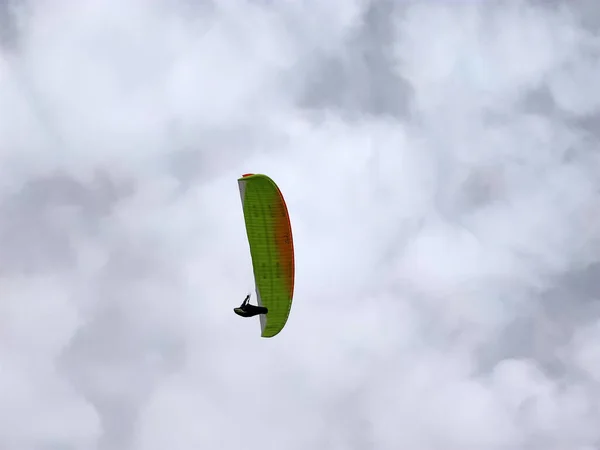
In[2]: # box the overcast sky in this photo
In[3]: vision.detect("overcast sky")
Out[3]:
[1,0,600,449]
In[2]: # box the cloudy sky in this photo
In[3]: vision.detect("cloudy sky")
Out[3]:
[1,0,600,449]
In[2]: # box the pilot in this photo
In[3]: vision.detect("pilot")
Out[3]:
[234,294,268,317]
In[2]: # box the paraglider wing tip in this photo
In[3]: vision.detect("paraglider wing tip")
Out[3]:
[241,173,255,178]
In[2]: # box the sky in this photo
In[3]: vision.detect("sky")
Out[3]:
[1,0,600,449]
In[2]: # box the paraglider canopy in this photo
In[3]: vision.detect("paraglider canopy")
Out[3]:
[238,173,295,337]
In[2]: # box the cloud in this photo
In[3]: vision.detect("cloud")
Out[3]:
[1,0,600,449]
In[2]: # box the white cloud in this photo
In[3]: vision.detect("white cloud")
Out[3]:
[1,0,600,449]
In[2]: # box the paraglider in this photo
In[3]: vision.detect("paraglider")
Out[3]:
[236,173,295,337]
[234,293,268,317]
